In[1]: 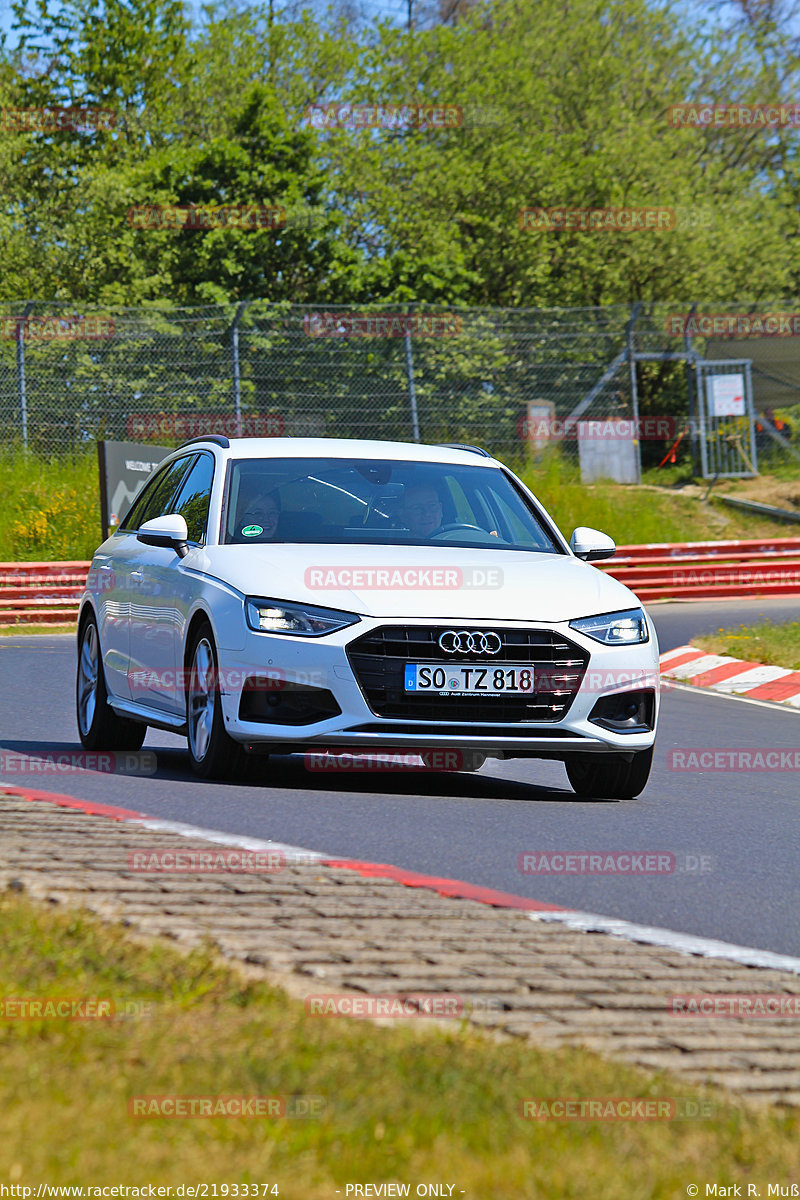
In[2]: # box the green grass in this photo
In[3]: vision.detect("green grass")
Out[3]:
[694,620,800,669]
[0,623,75,635]
[0,446,796,562]
[0,889,799,1196]
[0,448,100,561]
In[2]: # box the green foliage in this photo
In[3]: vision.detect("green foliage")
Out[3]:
[0,448,100,560]
[1,0,800,306]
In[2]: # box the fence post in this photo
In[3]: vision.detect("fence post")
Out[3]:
[626,303,642,483]
[404,310,420,442]
[16,301,34,449]
[684,302,699,475]
[231,301,248,437]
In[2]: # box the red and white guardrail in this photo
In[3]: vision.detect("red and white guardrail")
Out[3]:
[598,536,800,601]
[0,561,89,625]
[2,536,800,624]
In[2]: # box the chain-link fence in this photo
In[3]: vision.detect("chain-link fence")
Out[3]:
[2,300,799,477]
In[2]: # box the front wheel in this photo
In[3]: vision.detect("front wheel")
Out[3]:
[76,615,146,751]
[564,747,653,799]
[186,623,243,779]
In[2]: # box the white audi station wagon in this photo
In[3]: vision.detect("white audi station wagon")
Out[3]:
[76,437,660,797]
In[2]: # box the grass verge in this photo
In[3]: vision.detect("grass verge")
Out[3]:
[0,890,798,1196]
[0,623,75,636]
[516,455,799,544]
[694,620,800,670]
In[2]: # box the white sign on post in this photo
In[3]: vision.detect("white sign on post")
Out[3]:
[709,374,745,417]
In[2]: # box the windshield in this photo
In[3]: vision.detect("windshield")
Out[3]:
[222,457,562,553]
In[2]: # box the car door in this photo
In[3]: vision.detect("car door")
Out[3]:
[123,454,197,710]
[129,452,215,715]
[101,455,195,703]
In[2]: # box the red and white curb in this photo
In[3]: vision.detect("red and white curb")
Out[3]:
[660,644,800,706]
[4,783,800,978]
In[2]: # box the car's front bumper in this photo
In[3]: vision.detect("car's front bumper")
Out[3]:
[216,615,660,760]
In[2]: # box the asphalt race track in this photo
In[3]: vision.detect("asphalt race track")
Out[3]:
[1,596,798,957]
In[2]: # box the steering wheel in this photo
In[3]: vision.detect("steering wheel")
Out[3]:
[429,522,487,539]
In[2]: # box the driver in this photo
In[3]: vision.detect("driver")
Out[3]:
[397,483,444,538]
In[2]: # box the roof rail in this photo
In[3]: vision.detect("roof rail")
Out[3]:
[437,442,492,457]
[178,434,230,450]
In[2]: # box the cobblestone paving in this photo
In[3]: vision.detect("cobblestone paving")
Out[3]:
[2,791,799,1106]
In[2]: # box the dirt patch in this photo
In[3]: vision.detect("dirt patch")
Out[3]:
[715,475,800,511]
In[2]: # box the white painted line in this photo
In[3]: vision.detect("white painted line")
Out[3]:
[661,679,800,715]
[529,909,800,975]
[129,816,326,866]
[112,811,800,978]
[658,645,705,667]
[711,665,792,693]
[9,788,800,980]
[663,653,742,680]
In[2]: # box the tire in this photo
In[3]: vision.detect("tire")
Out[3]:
[76,614,146,751]
[564,747,653,799]
[186,622,243,780]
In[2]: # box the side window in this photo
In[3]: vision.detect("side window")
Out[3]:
[171,453,215,544]
[120,456,194,530]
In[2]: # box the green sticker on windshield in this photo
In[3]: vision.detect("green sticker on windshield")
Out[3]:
[242,524,263,537]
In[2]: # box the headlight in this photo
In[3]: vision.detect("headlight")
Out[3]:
[245,598,359,636]
[569,608,649,645]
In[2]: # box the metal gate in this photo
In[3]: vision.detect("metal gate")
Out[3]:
[696,359,758,478]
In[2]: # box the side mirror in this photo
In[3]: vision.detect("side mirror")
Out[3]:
[137,514,189,559]
[570,526,616,562]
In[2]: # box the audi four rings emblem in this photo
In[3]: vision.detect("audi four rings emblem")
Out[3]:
[438,630,502,655]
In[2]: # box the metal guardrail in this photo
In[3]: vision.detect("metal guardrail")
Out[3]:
[3,537,800,624]
[600,536,800,601]
[0,561,88,624]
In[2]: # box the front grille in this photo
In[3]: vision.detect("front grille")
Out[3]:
[347,626,589,722]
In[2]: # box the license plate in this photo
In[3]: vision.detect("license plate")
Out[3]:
[404,663,534,695]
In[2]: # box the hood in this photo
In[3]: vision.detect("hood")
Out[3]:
[190,543,640,622]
